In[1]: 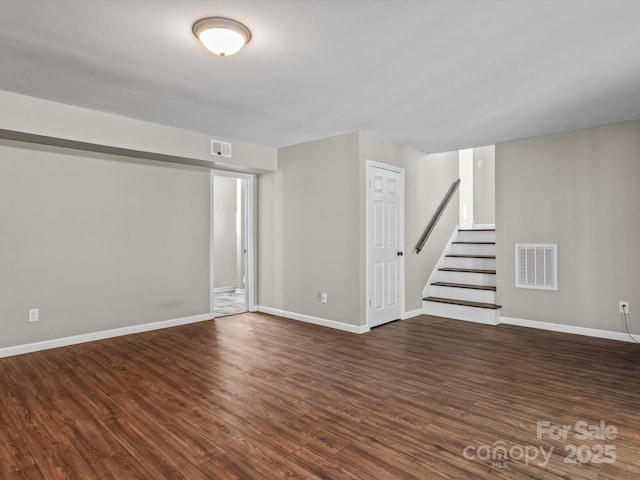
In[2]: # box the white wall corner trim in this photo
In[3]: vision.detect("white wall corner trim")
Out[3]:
[0,313,212,359]
[402,309,424,320]
[499,316,640,343]
[256,306,370,334]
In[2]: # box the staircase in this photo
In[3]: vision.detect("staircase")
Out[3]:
[422,228,501,324]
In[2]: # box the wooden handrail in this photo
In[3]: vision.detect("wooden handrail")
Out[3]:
[415,178,461,254]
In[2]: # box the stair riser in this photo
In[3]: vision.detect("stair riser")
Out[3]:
[450,243,495,256]
[456,230,496,243]
[430,286,496,304]
[444,257,495,270]
[438,271,496,286]
[422,301,500,325]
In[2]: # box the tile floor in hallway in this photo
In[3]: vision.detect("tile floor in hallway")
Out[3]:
[213,290,246,317]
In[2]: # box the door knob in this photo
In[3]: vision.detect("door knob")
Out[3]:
[397,251,404,256]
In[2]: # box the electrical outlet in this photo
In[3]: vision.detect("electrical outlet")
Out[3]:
[319,292,328,304]
[619,301,629,314]
[29,308,39,322]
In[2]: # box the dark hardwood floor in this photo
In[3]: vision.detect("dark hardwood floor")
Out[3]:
[1,313,639,479]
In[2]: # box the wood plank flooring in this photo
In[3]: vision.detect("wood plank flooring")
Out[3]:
[1,313,639,479]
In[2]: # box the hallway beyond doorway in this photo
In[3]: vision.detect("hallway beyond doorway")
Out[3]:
[213,290,246,317]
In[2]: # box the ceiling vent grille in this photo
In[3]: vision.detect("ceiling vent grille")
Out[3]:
[515,244,558,291]
[211,139,232,158]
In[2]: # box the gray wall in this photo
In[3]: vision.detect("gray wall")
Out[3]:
[0,141,211,348]
[257,169,284,310]
[258,132,360,324]
[496,120,640,331]
[258,131,459,328]
[213,176,239,289]
[473,145,495,225]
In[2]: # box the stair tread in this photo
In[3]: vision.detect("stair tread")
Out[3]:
[423,296,502,310]
[458,229,495,232]
[439,268,496,274]
[446,254,496,259]
[452,241,495,245]
[431,282,496,291]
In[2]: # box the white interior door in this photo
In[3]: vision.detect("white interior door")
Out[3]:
[367,162,404,328]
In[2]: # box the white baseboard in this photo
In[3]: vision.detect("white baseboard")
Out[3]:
[256,306,369,334]
[9,310,632,360]
[499,316,640,343]
[403,308,424,320]
[0,313,212,359]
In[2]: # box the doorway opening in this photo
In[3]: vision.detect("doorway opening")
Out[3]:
[211,172,254,317]
[458,145,496,229]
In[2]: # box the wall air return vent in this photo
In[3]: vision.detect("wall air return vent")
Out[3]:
[211,139,232,158]
[515,244,558,291]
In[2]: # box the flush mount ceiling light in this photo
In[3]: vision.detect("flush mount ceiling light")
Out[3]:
[192,17,251,56]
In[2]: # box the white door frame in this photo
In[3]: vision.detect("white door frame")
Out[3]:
[210,170,256,317]
[365,160,405,328]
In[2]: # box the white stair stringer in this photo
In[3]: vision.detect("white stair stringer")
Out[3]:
[422,226,501,325]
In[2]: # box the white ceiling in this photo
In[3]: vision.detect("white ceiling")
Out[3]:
[1,0,640,153]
